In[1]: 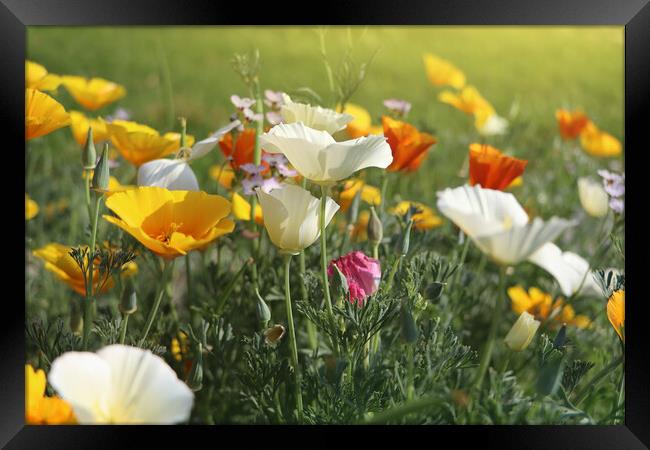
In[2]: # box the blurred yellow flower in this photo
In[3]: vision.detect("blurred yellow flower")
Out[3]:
[507,285,591,329]
[579,122,622,157]
[607,290,624,342]
[338,178,381,212]
[422,53,466,89]
[25,364,75,425]
[26,193,39,220]
[232,192,263,225]
[106,120,194,167]
[342,103,373,138]
[171,331,190,362]
[508,176,524,189]
[209,164,236,189]
[33,243,136,296]
[556,109,589,140]
[44,199,69,221]
[104,186,235,259]
[25,60,62,92]
[105,176,136,197]
[351,210,370,242]
[69,111,109,147]
[390,201,443,230]
[439,85,495,118]
[61,75,126,111]
[25,88,70,140]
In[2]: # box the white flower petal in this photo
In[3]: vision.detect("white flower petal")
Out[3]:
[528,243,601,297]
[320,134,393,181]
[578,177,609,218]
[478,114,509,136]
[281,94,353,134]
[48,351,112,423]
[138,159,199,191]
[97,345,194,424]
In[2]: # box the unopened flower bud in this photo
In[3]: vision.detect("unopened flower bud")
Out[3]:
[424,282,445,301]
[186,344,203,392]
[255,290,271,327]
[347,189,361,225]
[91,143,110,192]
[119,280,137,315]
[399,218,414,256]
[367,206,383,245]
[263,324,286,346]
[504,311,540,351]
[82,127,97,170]
[400,306,418,344]
[331,264,349,300]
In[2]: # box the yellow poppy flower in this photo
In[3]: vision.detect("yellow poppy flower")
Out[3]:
[25,88,70,140]
[338,178,381,212]
[105,176,136,197]
[209,164,236,189]
[507,285,590,329]
[26,364,76,425]
[25,61,62,92]
[439,85,495,118]
[106,120,195,167]
[390,201,443,230]
[423,53,466,89]
[579,121,622,157]
[342,103,373,138]
[33,243,135,296]
[232,192,263,225]
[103,186,235,259]
[607,290,624,342]
[61,75,126,111]
[69,111,109,147]
[26,193,39,220]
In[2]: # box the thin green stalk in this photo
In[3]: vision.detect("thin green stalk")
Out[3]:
[84,174,92,223]
[385,255,402,292]
[474,266,506,389]
[139,260,173,345]
[119,314,129,344]
[283,254,304,422]
[406,344,415,401]
[319,185,338,356]
[82,193,102,350]
[185,254,197,325]
[299,248,318,351]
[452,233,470,287]
[379,172,388,216]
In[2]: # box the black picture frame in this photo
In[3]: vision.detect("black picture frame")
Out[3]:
[5,0,648,447]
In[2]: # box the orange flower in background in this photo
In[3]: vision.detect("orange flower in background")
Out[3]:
[579,121,622,157]
[26,60,62,92]
[382,116,437,172]
[468,143,528,191]
[219,129,267,170]
[422,53,466,89]
[607,290,625,342]
[556,109,589,140]
[61,75,126,111]
[69,111,109,147]
[25,88,70,140]
[508,286,590,329]
[338,179,381,212]
[26,364,76,425]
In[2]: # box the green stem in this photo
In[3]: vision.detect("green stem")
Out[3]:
[119,314,129,344]
[360,396,442,425]
[474,266,506,389]
[453,233,470,287]
[385,255,403,292]
[139,260,173,345]
[299,248,318,352]
[82,193,102,350]
[319,185,338,356]
[406,344,415,401]
[84,174,92,224]
[379,172,388,216]
[283,254,304,422]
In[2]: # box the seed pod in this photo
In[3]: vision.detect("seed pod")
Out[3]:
[367,206,383,245]
[255,290,271,327]
[186,344,203,392]
[82,127,97,170]
[91,143,110,192]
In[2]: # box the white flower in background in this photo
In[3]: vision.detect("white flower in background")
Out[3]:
[280,93,353,134]
[256,183,339,255]
[138,122,240,191]
[48,344,193,424]
[477,114,509,136]
[527,242,601,297]
[436,184,575,265]
[504,311,540,351]
[259,122,393,185]
[577,177,609,218]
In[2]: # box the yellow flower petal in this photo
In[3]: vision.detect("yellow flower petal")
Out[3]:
[389,201,442,230]
[341,103,373,138]
[69,111,109,147]
[25,89,70,140]
[62,75,126,111]
[106,120,188,167]
[209,165,235,189]
[26,61,62,92]
[26,193,39,220]
[423,53,466,89]
[580,121,622,157]
[607,290,625,342]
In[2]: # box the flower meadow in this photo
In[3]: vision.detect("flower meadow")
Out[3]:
[25,27,624,425]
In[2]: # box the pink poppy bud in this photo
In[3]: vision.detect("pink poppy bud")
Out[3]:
[327,251,381,306]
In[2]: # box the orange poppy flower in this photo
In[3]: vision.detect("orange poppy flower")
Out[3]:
[382,116,437,172]
[607,290,625,342]
[555,109,589,140]
[219,129,258,169]
[468,143,528,191]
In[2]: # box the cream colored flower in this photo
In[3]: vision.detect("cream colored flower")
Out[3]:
[256,184,339,254]
[504,311,540,351]
[577,177,609,218]
[280,93,353,134]
[436,184,575,265]
[259,122,393,185]
[48,344,193,424]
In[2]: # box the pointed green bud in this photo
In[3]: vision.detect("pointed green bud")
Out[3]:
[424,282,445,301]
[347,188,361,225]
[400,306,418,344]
[186,343,203,392]
[255,289,271,327]
[119,279,137,315]
[91,143,110,192]
[82,127,97,170]
[537,352,566,397]
[552,324,568,349]
[367,206,383,245]
[331,264,349,300]
[399,218,414,256]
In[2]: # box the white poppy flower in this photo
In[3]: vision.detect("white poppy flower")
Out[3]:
[48,344,193,424]
[280,93,353,134]
[259,122,393,185]
[436,184,575,265]
[137,122,240,191]
[256,183,339,255]
[577,177,609,218]
[477,114,509,136]
[527,242,601,297]
[504,311,540,351]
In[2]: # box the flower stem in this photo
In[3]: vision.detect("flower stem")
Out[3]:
[139,259,173,346]
[473,266,506,389]
[406,344,415,401]
[283,254,304,423]
[320,185,338,356]
[82,193,102,350]
[119,314,129,344]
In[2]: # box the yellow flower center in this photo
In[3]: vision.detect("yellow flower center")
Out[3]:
[155,222,183,244]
